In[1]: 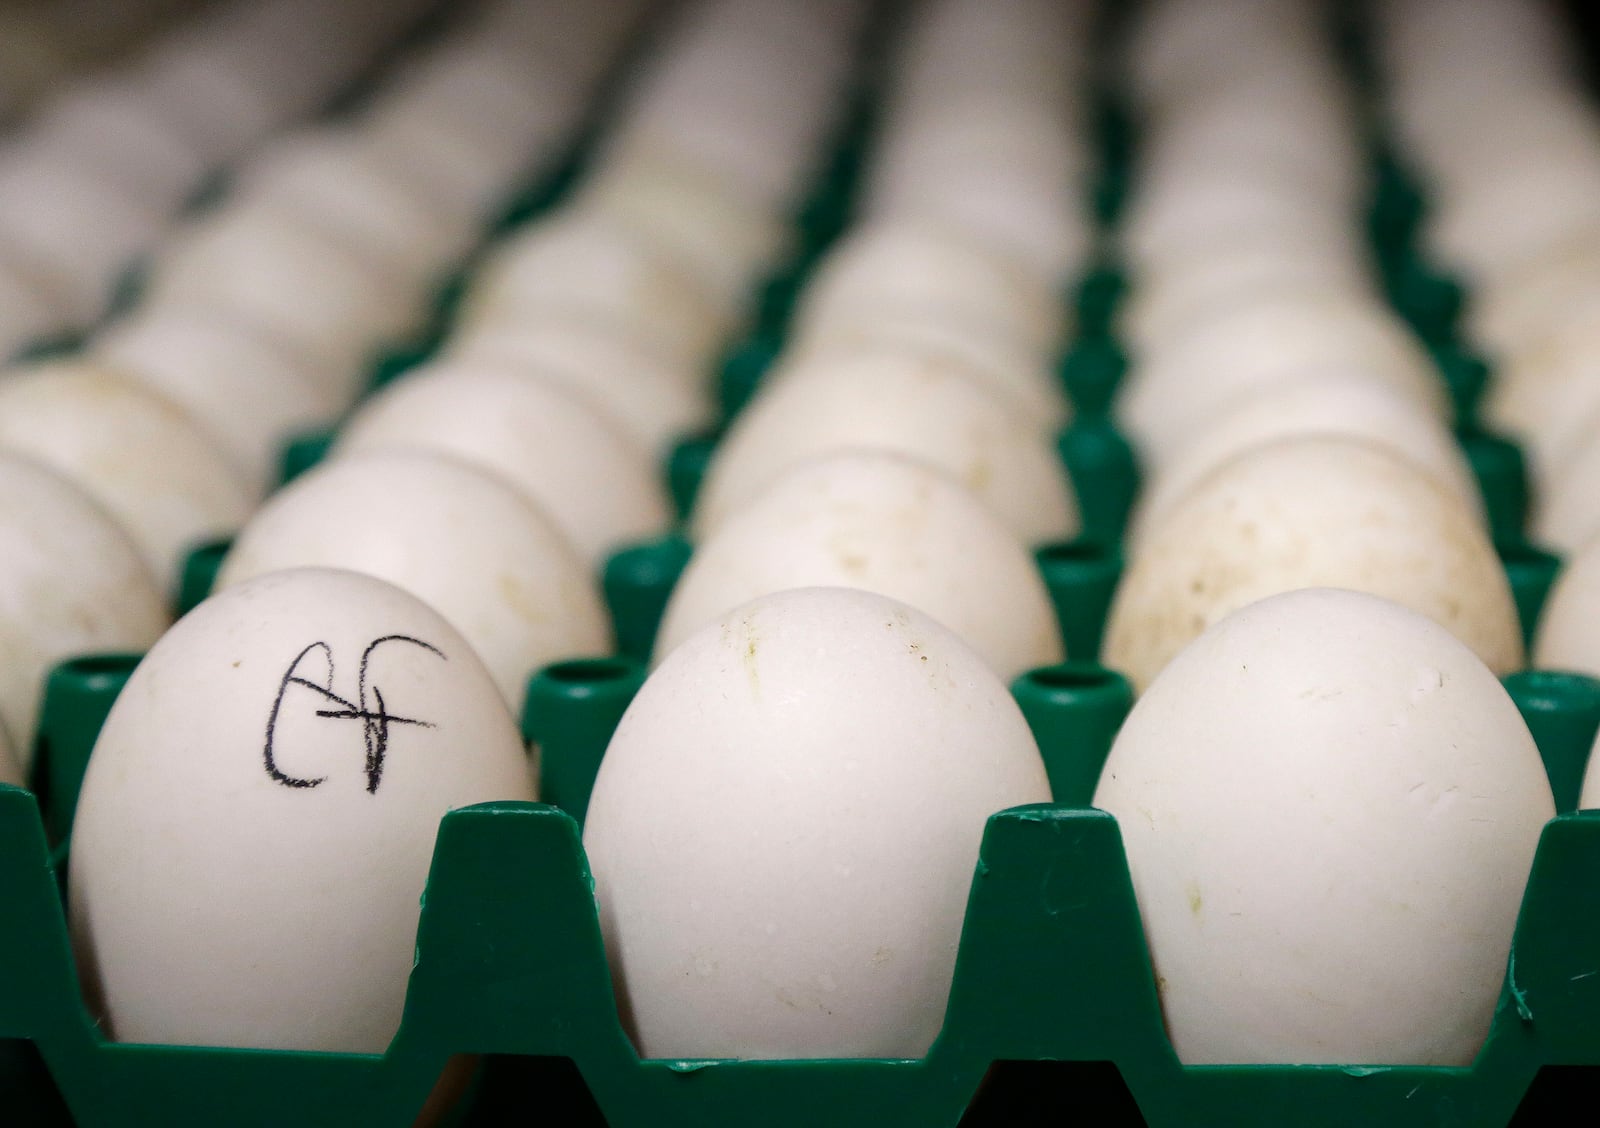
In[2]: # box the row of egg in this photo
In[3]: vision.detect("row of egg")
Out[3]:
[1377,0,1600,564]
[1105,0,1515,697]
[58,0,1094,1067]
[1088,0,1556,1066]
[0,0,644,776]
[0,0,437,356]
[0,0,196,125]
[211,0,876,712]
[14,0,1590,1085]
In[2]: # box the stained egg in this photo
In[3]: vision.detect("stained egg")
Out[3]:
[331,363,670,564]
[1106,436,1522,692]
[0,363,254,584]
[217,450,609,708]
[656,449,1062,678]
[69,567,536,1053]
[1095,587,1553,1064]
[692,347,1078,545]
[585,586,1052,1059]
[1130,376,1481,546]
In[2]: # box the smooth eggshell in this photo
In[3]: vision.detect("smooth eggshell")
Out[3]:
[0,453,169,760]
[217,451,609,707]
[1120,291,1446,456]
[94,312,341,494]
[585,586,1052,1058]
[446,313,712,455]
[459,211,727,372]
[331,364,670,564]
[788,311,1069,433]
[1533,536,1600,675]
[693,347,1078,545]
[1130,377,1481,545]
[69,567,535,1052]
[1095,587,1553,1064]
[1106,437,1523,691]
[141,204,424,394]
[791,219,1061,361]
[0,363,254,584]
[1121,234,1370,355]
[656,450,1062,677]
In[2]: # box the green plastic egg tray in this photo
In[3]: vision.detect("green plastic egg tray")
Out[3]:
[9,5,1600,1123]
[4,641,1600,1127]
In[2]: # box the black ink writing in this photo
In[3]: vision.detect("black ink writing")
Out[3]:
[263,635,445,794]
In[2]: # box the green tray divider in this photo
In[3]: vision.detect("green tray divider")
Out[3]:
[1505,670,1600,814]
[1433,345,1490,431]
[278,425,338,488]
[1498,541,1561,649]
[1035,538,1123,663]
[521,659,644,826]
[600,534,692,664]
[1058,332,1128,419]
[7,784,1600,1122]
[174,537,234,617]
[30,655,139,843]
[666,432,720,522]
[1010,666,1133,805]
[1460,428,1529,546]
[716,332,784,422]
[1059,419,1140,545]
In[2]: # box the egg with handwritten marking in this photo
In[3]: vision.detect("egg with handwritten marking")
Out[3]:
[69,567,536,1053]
[586,586,1052,1059]
[1096,588,1553,1064]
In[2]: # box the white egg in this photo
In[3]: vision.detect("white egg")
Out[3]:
[1131,378,1481,544]
[447,314,712,456]
[22,78,209,212]
[141,204,425,395]
[0,151,163,325]
[1095,587,1553,1064]
[1533,537,1600,675]
[788,312,1069,433]
[1484,319,1600,486]
[0,363,254,584]
[575,150,791,318]
[791,219,1061,361]
[460,211,727,371]
[1122,234,1371,355]
[331,364,670,564]
[1466,240,1600,360]
[1120,169,1353,275]
[1106,437,1523,692]
[1425,146,1600,283]
[122,40,280,166]
[94,312,342,494]
[1120,292,1447,455]
[229,129,475,287]
[217,451,609,707]
[585,586,1052,1058]
[0,453,169,760]
[69,567,535,1052]
[658,450,1062,676]
[694,348,1078,545]
[1532,418,1600,553]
